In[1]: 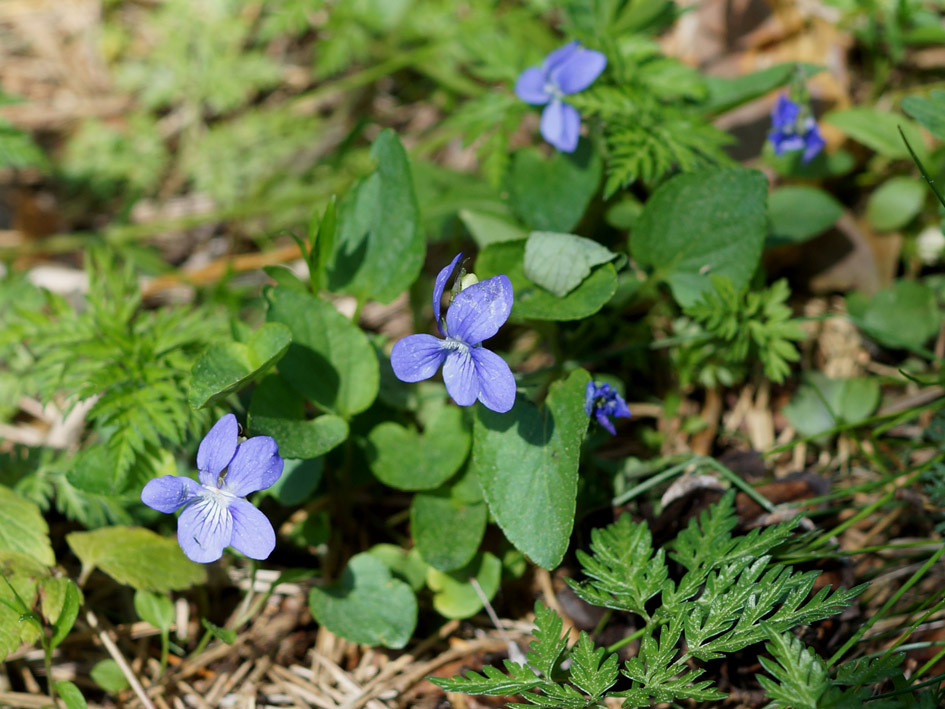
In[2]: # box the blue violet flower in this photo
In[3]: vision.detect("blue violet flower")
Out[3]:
[391,253,516,413]
[141,414,283,563]
[585,381,631,435]
[515,40,607,153]
[769,94,825,163]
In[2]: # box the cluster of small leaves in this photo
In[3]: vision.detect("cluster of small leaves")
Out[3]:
[434,493,861,707]
[0,252,225,522]
[672,276,806,388]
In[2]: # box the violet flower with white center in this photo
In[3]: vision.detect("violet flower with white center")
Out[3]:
[390,253,516,413]
[141,414,283,563]
[515,40,607,153]
[769,94,825,163]
[585,381,631,436]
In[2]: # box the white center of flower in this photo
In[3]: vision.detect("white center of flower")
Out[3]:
[443,337,470,353]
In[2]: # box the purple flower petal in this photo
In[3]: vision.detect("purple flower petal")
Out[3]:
[177,494,233,563]
[802,120,825,163]
[228,497,277,560]
[515,66,552,105]
[771,94,799,130]
[433,253,463,335]
[470,347,516,413]
[196,414,238,487]
[595,409,617,436]
[543,41,581,74]
[442,348,478,406]
[553,47,607,95]
[391,334,448,382]
[540,100,581,153]
[222,436,283,497]
[445,275,513,345]
[141,475,201,513]
[770,130,805,155]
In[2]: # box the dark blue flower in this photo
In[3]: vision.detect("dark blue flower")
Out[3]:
[141,414,283,563]
[390,253,516,413]
[585,381,631,435]
[769,94,825,163]
[515,41,607,152]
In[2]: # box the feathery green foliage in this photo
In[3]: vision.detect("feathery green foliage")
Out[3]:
[0,252,225,518]
[435,493,861,707]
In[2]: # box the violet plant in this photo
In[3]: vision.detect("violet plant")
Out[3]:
[515,41,607,152]
[4,4,944,707]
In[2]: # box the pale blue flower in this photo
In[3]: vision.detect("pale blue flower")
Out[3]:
[390,253,516,413]
[141,414,283,563]
[515,41,607,152]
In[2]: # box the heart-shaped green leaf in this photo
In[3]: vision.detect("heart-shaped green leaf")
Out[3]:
[411,486,487,572]
[248,374,348,459]
[472,368,590,569]
[308,553,417,649]
[188,322,292,409]
[367,407,470,491]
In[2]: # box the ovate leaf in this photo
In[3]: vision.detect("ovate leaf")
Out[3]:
[824,108,928,163]
[308,553,417,649]
[472,369,591,569]
[847,281,940,351]
[507,143,603,233]
[523,232,618,297]
[248,373,348,459]
[631,167,767,307]
[327,129,424,303]
[477,241,617,321]
[412,488,487,572]
[866,177,926,232]
[902,91,945,141]
[768,186,843,246]
[67,527,207,592]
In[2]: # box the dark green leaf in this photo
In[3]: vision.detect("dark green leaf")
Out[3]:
[902,90,945,142]
[824,108,928,162]
[847,280,940,351]
[201,617,236,644]
[133,590,174,633]
[90,659,130,693]
[631,167,768,307]
[507,143,602,233]
[54,681,88,709]
[367,406,470,491]
[188,322,292,409]
[411,485,487,572]
[248,373,349,458]
[266,287,379,417]
[327,130,424,303]
[472,369,590,569]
